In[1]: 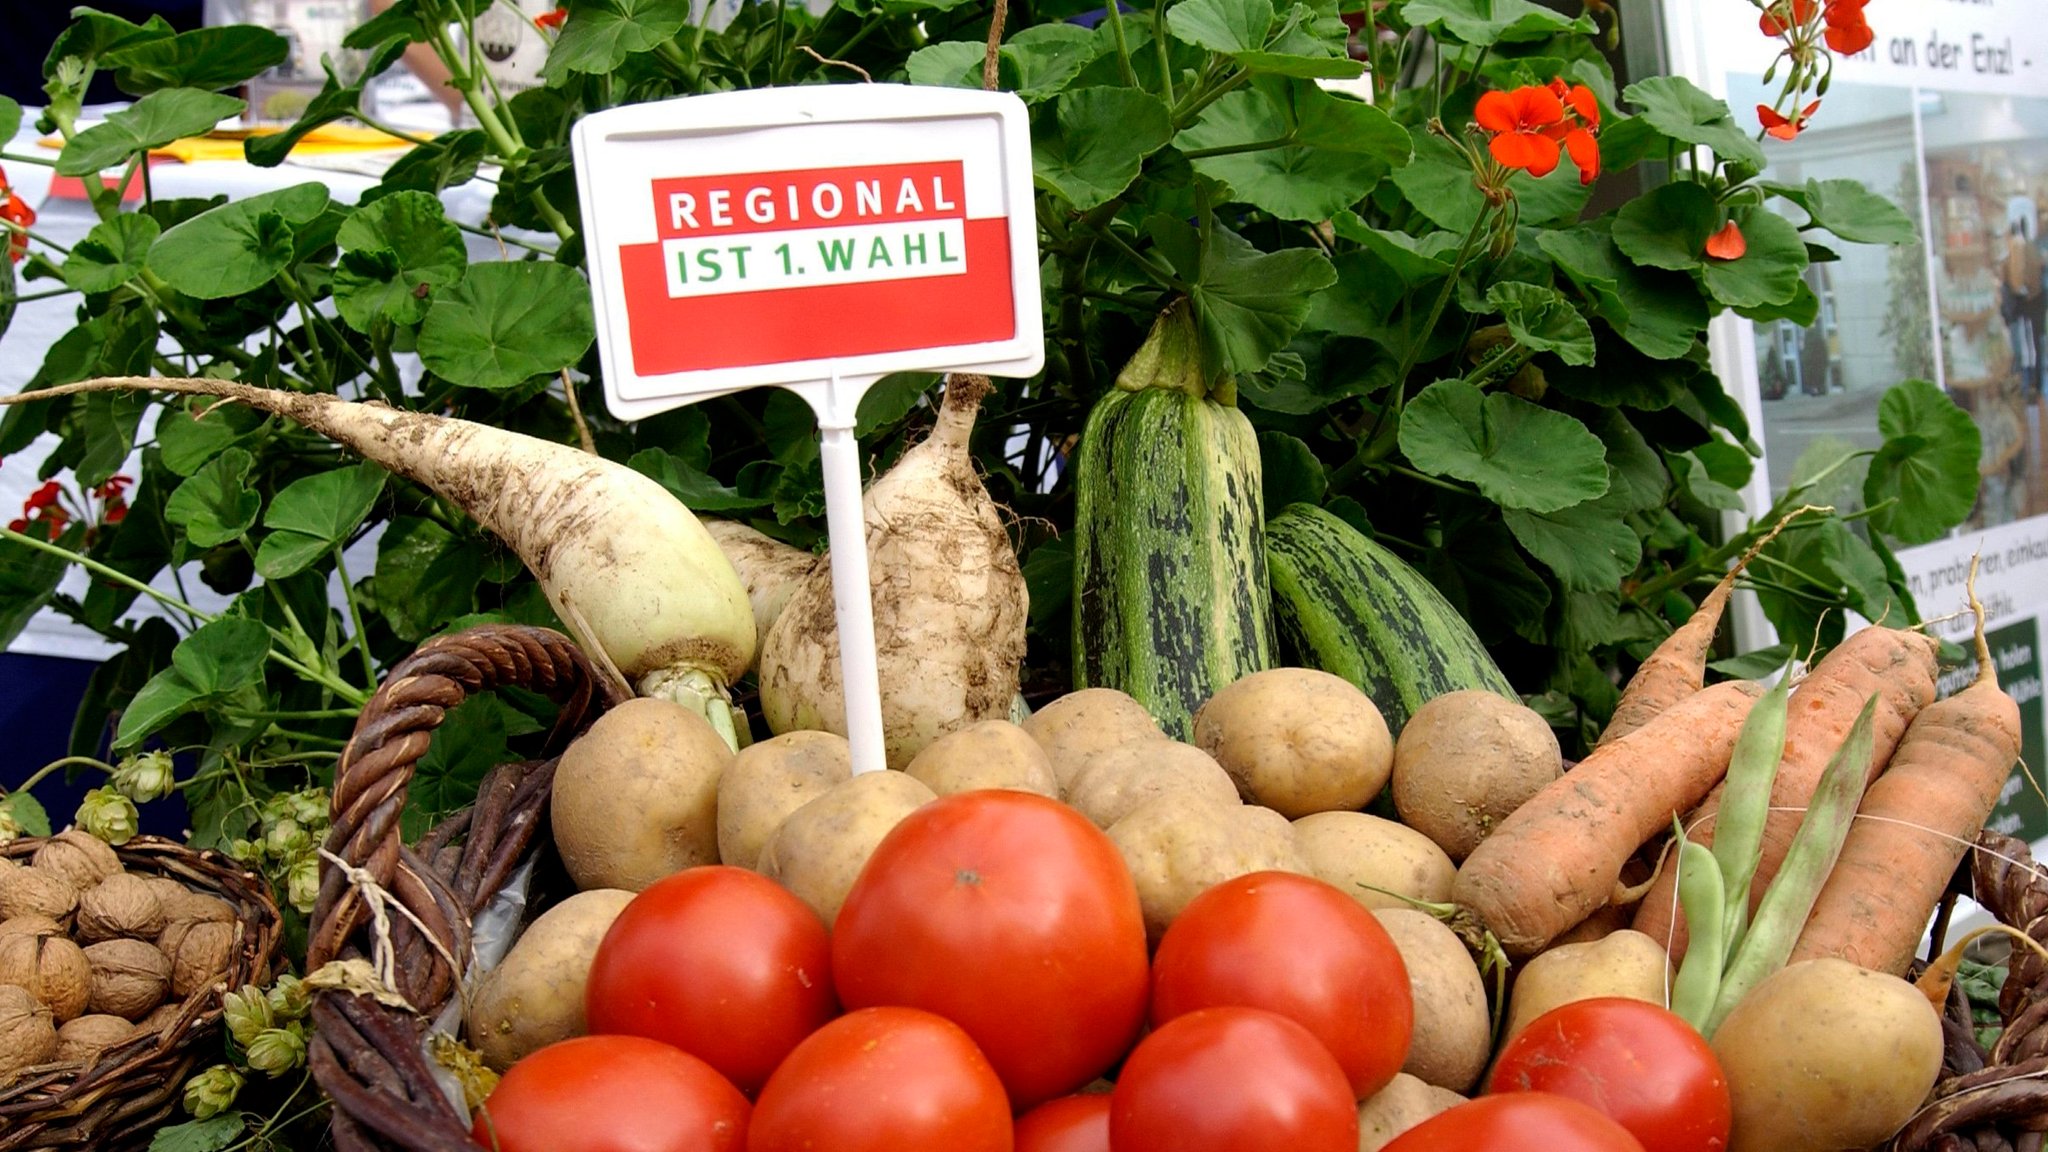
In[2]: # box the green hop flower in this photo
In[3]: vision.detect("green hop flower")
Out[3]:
[284,789,328,829]
[110,750,176,804]
[286,853,319,915]
[265,818,309,859]
[266,974,309,1022]
[222,985,273,1048]
[245,1025,306,1076]
[0,805,21,847]
[75,787,138,846]
[183,1063,245,1119]
[226,838,259,864]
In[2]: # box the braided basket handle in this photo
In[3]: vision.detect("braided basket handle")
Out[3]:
[308,624,626,1001]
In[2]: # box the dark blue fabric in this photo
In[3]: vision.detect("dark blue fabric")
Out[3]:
[0,2,208,106]
[0,651,189,839]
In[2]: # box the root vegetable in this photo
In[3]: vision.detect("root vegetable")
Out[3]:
[466,888,635,1071]
[701,519,817,667]
[552,698,732,892]
[1020,688,1166,795]
[1453,681,1762,956]
[716,731,852,871]
[1357,1074,1465,1152]
[1392,691,1562,863]
[1505,929,1667,1043]
[758,375,1028,769]
[903,720,1058,799]
[1106,792,1308,942]
[1372,910,1488,1092]
[1291,811,1455,913]
[1065,741,1241,830]
[1709,957,1940,1152]
[757,771,936,926]
[0,377,757,740]
[1192,668,1393,818]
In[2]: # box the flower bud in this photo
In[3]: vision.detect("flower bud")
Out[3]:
[286,853,319,914]
[222,985,273,1048]
[245,1025,306,1076]
[75,787,138,845]
[266,974,309,1022]
[111,750,176,804]
[183,1064,245,1119]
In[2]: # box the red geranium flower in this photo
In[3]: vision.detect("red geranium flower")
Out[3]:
[1705,221,1748,261]
[1823,0,1873,53]
[1758,0,1816,36]
[534,7,567,29]
[25,481,62,512]
[104,502,127,525]
[1758,99,1822,140]
[1476,85,1568,177]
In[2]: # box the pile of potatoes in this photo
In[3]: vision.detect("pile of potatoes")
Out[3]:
[0,830,241,1084]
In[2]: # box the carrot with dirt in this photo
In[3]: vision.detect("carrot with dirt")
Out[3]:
[0,376,756,744]
[1631,624,1942,957]
[1451,678,1765,957]
[1789,566,2024,975]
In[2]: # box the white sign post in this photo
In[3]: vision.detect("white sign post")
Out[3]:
[571,85,1044,775]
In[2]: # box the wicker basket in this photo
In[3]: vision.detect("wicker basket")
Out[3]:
[0,837,282,1152]
[306,623,625,1152]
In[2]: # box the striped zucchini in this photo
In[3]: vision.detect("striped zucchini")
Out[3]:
[1266,502,1516,731]
[1072,308,1275,739]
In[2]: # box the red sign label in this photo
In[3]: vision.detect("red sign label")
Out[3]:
[621,160,1014,375]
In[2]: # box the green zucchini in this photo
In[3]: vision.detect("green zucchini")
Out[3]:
[1266,502,1516,731]
[1072,306,1275,739]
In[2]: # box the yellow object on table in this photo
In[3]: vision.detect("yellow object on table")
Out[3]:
[40,122,422,164]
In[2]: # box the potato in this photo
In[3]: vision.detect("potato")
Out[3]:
[1193,669,1393,818]
[1357,1073,1464,1152]
[1372,910,1488,1092]
[1505,928,1667,1042]
[465,889,635,1071]
[1020,688,1165,794]
[1712,958,1942,1152]
[1391,691,1561,861]
[552,698,733,891]
[758,771,936,926]
[1293,812,1455,912]
[1065,741,1240,830]
[1106,792,1308,942]
[904,720,1058,799]
[716,731,852,871]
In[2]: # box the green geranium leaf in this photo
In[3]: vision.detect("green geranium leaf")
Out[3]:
[171,616,270,697]
[58,88,245,177]
[0,792,50,839]
[63,214,161,294]
[628,448,775,513]
[1622,75,1766,170]
[1612,180,1717,271]
[1401,0,1590,44]
[245,40,407,168]
[1259,431,1327,510]
[404,692,545,839]
[541,0,693,81]
[1694,438,1754,490]
[78,388,153,489]
[44,11,176,76]
[103,25,290,94]
[1033,87,1174,210]
[417,261,597,390]
[148,182,331,298]
[1864,379,1980,545]
[1178,80,1409,221]
[1149,218,1336,375]
[158,399,269,477]
[0,97,21,146]
[1487,281,1596,365]
[0,529,72,652]
[164,447,260,549]
[375,131,489,197]
[1736,279,1820,325]
[1168,0,1274,54]
[332,191,467,331]
[1004,24,1104,98]
[855,373,937,436]
[1667,450,1745,511]
[1700,208,1807,309]
[255,463,389,579]
[906,41,986,88]
[1503,487,1644,591]
[1235,51,1365,77]
[1389,132,1485,233]
[1799,178,1918,245]
[1538,223,1708,359]
[115,666,198,748]
[1589,409,1669,511]
[370,516,485,642]
[1398,378,1610,512]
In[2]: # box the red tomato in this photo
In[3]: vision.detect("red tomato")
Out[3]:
[1383,1093,1645,1152]
[1014,1093,1111,1152]
[832,790,1150,1108]
[1149,870,1412,1098]
[1110,1006,1358,1152]
[470,1034,749,1152]
[585,865,837,1094]
[1488,998,1731,1152]
[747,1006,1013,1152]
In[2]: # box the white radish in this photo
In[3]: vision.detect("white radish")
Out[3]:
[1,376,755,745]
[758,375,1027,769]
[700,519,817,667]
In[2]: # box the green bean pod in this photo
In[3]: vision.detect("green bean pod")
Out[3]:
[1671,832,1727,1032]
[1712,670,1792,961]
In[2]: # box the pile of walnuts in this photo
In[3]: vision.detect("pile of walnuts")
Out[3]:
[0,830,238,1084]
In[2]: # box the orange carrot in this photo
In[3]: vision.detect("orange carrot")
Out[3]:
[1631,626,1941,957]
[1789,583,2023,975]
[1453,679,1765,957]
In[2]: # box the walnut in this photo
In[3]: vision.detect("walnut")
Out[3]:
[75,874,165,943]
[0,914,64,939]
[161,919,236,998]
[0,867,78,924]
[55,1013,135,1064]
[158,887,235,926]
[0,930,91,1022]
[30,831,121,891]
[0,985,56,1083]
[137,1000,184,1034]
[82,939,170,1021]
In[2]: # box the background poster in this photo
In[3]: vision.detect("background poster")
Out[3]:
[1669,0,2048,837]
